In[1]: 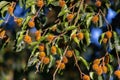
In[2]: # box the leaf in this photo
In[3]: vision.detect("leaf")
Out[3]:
[113,31,120,51]
[77,56,89,70]
[64,22,68,28]
[70,29,77,39]
[57,47,62,56]
[108,39,114,50]
[63,35,67,42]
[84,30,91,46]
[51,1,59,6]
[86,16,92,28]
[107,64,113,74]
[73,37,80,45]
[98,75,103,80]
[25,0,35,9]
[0,1,9,9]
[86,13,93,28]
[31,5,36,14]
[19,0,24,7]
[109,54,114,63]
[22,16,31,30]
[90,72,94,80]
[81,13,87,21]
[99,33,105,44]
[16,30,26,45]
[47,0,54,5]
[66,25,76,31]
[99,14,103,27]
[113,31,117,38]
[58,8,69,17]
[46,43,50,55]
[1,5,8,18]
[48,55,54,68]
[15,41,25,52]
[107,64,114,80]
[0,19,4,25]
[30,42,39,47]
[74,49,80,56]
[30,45,39,58]
[63,14,67,22]
[27,52,39,67]
[47,55,55,72]
[27,56,39,67]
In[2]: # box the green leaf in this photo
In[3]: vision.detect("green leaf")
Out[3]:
[108,39,114,50]
[19,0,24,7]
[47,0,54,5]
[107,64,113,74]
[22,16,31,30]
[113,31,117,38]
[51,1,59,6]
[99,33,105,44]
[30,45,39,58]
[70,29,77,39]
[109,54,114,63]
[74,49,80,56]
[47,55,55,72]
[84,30,91,46]
[99,14,103,27]
[98,75,103,80]
[58,8,69,17]
[31,5,36,14]
[64,22,68,28]
[57,47,62,56]
[46,43,50,55]
[27,52,39,67]
[90,72,94,80]
[78,57,89,70]
[15,41,25,52]
[86,16,92,28]
[27,56,39,67]
[30,42,38,47]
[113,31,120,51]
[86,13,93,28]
[66,25,76,31]
[1,5,8,18]
[0,19,4,25]
[63,35,69,43]
[0,1,9,9]
[26,0,35,9]
[73,37,79,45]
[16,30,25,45]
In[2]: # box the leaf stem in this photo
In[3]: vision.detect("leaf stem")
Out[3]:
[74,0,84,26]
[115,48,120,65]
[99,9,112,31]
[73,51,83,79]
[53,46,68,80]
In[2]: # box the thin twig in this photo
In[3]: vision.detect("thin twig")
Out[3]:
[69,2,77,10]
[31,8,41,21]
[73,52,83,79]
[42,28,48,36]
[74,0,84,26]
[53,46,68,80]
[52,31,67,45]
[99,9,112,31]
[115,48,120,65]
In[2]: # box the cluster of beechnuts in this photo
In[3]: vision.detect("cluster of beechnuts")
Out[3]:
[92,59,108,75]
